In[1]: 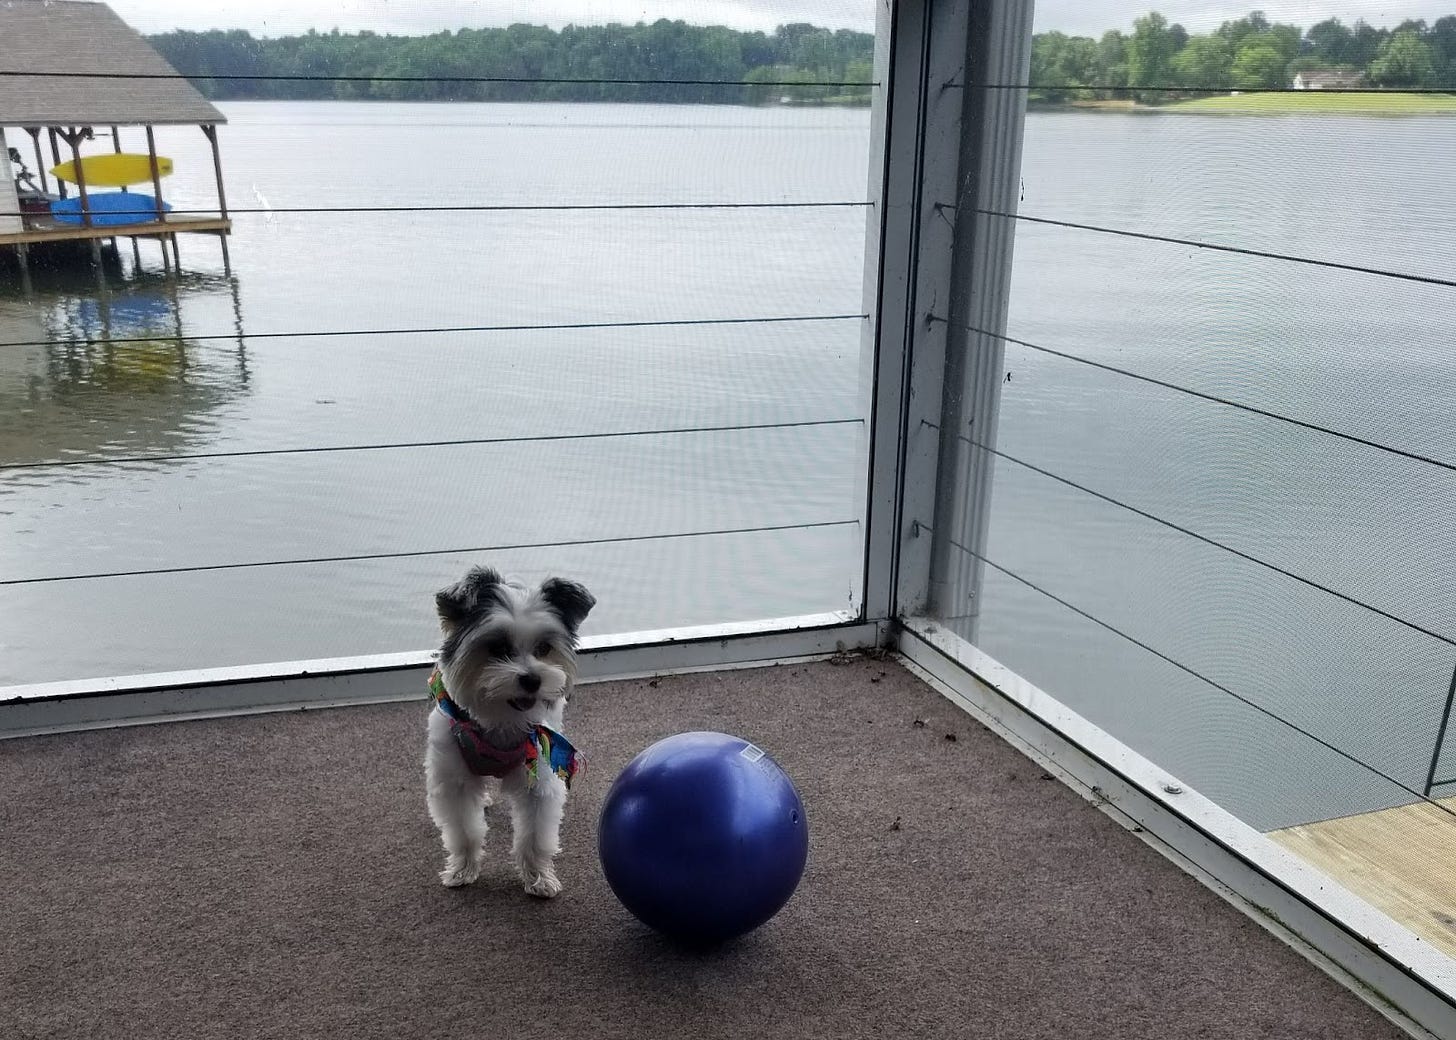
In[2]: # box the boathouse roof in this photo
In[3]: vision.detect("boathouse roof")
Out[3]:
[0,1,225,127]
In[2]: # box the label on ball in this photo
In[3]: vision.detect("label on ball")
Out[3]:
[739,743,766,763]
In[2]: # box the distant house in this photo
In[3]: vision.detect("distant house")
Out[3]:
[1292,68,1366,91]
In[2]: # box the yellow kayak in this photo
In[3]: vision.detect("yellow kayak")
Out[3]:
[51,153,174,187]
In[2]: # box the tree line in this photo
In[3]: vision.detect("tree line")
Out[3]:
[145,21,874,104]
[1033,11,1456,103]
[145,13,1456,107]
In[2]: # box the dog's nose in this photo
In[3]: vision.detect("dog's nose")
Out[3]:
[519,673,542,694]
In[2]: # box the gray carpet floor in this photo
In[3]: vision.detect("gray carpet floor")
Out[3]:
[0,657,1406,1039]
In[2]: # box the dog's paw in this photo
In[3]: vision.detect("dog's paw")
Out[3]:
[522,870,562,899]
[440,855,482,888]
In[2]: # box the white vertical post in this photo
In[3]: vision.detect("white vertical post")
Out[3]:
[0,129,24,236]
[27,127,50,196]
[856,0,900,624]
[926,0,1036,634]
[861,0,974,621]
[839,0,1034,626]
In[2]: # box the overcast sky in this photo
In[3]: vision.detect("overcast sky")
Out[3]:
[105,0,1454,37]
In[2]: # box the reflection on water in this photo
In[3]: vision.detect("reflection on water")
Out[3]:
[0,259,249,469]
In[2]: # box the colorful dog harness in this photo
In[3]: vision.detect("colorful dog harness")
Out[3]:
[428,669,582,788]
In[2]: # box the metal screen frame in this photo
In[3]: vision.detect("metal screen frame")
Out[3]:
[879,2,1456,1035]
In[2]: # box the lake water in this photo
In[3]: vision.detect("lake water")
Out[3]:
[985,112,1456,827]
[0,101,871,684]
[2,102,1454,828]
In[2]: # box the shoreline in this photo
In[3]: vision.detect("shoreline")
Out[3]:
[1031,92,1456,116]
[198,96,873,109]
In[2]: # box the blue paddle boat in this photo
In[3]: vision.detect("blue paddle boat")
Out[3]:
[50,191,172,227]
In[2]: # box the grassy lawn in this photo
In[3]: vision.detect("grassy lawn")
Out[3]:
[1167,91,1456,115]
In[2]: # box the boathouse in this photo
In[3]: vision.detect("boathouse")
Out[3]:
[0,0,231,277]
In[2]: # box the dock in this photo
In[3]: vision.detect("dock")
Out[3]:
[1270,797,1456,960]
[0,0,232,280]
[1,215,230,247]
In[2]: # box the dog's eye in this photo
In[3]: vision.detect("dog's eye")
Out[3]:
[485,637,512,659]
[534,640,553,658]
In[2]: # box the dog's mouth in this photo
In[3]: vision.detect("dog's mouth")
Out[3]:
[508,696,537,712]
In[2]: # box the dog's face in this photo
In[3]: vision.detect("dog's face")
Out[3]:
[434,566,595,721]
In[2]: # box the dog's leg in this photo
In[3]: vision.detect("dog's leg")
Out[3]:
[504,771,568,898]
[425,740,490,887]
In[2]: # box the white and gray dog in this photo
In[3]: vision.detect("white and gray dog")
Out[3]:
[425,565,595,896]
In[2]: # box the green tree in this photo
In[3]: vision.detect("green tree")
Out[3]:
[147,21,875,105]
[842,59,873,103]
[1258,24,1304,62]
[745,64,800,105]
[1217,12,1272,51]
[1172,35,1233,90]
[1430,16,1456,85]
[1231,42,1290,89]
[1030,31,1100,102]
[1305,18,1356,64]
[1097,30,1131,96]
[1350,21,1388,67]
[149,13,1456,107]
[1369,29,1439,87]
[738,30,775,69]
[1127,12,1182,101]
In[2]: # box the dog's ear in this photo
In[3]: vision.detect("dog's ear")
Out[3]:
[540,577,596,636]
[435,566,502,632]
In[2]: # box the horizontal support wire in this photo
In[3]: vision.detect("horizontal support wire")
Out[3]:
[0,520,858,587]
[0,200,870,220]
[958,82,1456,96]
[945,536,1456,823]
[5,68,1447,94]
[968,208,1456,291]
[0,417,864,473]
[934,318,1456,477]
[0,313,867,353]
[939,425,1455,650]
[3,69,1442,94]
[1425,666,1456,797]
[0,69,876,87]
